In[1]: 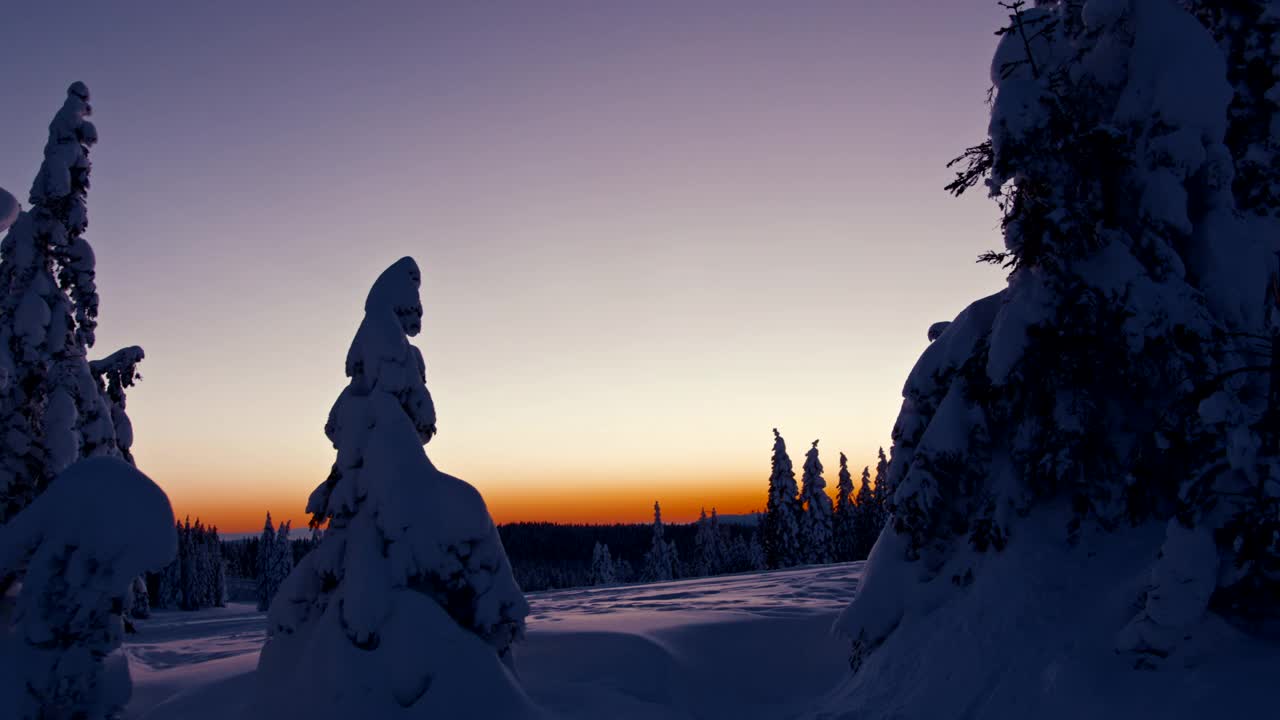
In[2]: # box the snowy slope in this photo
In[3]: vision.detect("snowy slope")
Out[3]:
[123,563,863,720]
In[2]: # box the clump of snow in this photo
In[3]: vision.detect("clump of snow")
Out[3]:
[0,187,17,235]
[0,457,176,718]
[826,507,1277,719]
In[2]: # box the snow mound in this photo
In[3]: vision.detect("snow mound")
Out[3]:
[0,457,177,718]
[821,507,1277,719]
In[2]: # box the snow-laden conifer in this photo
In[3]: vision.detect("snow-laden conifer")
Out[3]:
[799,440,834,565]
[256,258,532,718]
[853,466,880,560]
[641,501,677,582]
[589,542,616,585]
[693,507,726,576]
[0,83,143,522]
[873,446,890,523]
[762,429,802,568]
[127,575,151,619]
[256,513,276,611]
[833,452,857,562]
[831,3,1280,711]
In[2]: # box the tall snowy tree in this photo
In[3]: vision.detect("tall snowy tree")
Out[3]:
[831,3,1280,714]
[641,501,677,582]
[833,452,857,562]
[762,428,803,568]
[256,258,533,718]
[0,83,143,523]
[799,440,834,564]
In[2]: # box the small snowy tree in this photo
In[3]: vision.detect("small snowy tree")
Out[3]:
[873,446,890,523]
[256,258,533,718]
[853,466,881,559]
[128,576,151,620]
[641,501,676,582]
[799,440,834,564]
[692,507,726,576]
[589,542,616,586]
[0,457,176,718]
[208,525,226,607]
[833,452,857,562]
[745,531,767,571]
[270,520,294,602]
[256,513,276,611]
[762,429,803,568]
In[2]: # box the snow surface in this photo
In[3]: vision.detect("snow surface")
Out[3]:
[823,505,1280,719]
[123,563,862,719]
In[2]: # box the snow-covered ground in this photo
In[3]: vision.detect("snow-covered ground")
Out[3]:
[124,562,862,719]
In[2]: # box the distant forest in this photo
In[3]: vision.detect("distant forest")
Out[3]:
[498,521,756,591]
[220,519,761,594]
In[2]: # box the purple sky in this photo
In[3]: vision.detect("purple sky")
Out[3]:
[2,1,1008,528]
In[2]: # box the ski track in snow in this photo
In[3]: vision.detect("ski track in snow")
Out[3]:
[123,562,863,719]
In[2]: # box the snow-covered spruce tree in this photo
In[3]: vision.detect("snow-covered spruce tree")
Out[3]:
[208,525,226,607]
[853,465,881,560]
[693,506,726,576]
[0,457,176,718]
[833,452,857,562]
[762,428,803,568]
[128,575,151,619]
[641,501,677,582]
[269,520,293,605]
[255,512,276,611]
[0,83,144,524]
[829,2,1279,714]
[1176,0,1280,640]
[745,531,767,571]
[873,446,890,524]
[709,508,728,572]
[589,542,616,585]
[256,258,533,718]
[799,440,835,564]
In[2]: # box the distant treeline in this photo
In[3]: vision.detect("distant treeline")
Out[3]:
[498,521,728,591]
[217,519,761,595]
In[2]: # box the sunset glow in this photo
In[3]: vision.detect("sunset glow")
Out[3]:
[3,1,1006,533]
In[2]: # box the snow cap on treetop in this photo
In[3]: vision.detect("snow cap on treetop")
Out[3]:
[365,256,423,336]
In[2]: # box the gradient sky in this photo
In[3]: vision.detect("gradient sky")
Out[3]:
[2,1,1007,531]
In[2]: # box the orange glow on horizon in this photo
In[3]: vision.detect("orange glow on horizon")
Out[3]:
[163,475,857,534]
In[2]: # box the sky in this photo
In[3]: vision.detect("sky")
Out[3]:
[1,1,1008,531]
